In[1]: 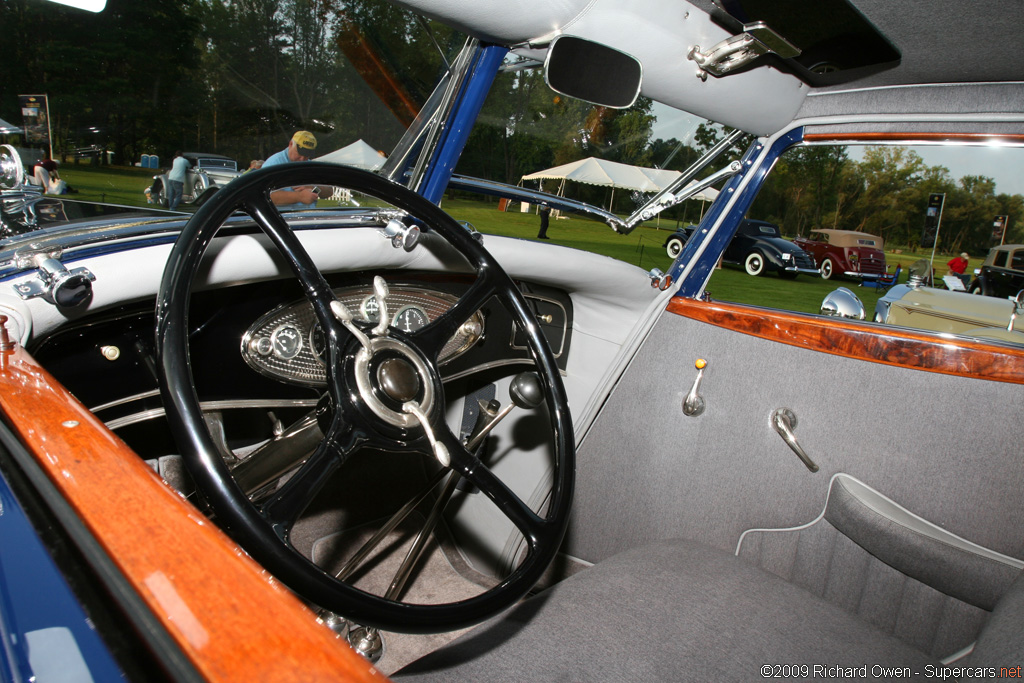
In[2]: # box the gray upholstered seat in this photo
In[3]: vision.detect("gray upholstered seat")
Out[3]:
[396,539,942,681]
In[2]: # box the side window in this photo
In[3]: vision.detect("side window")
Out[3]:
[717,143,1024,324]
[1011,251,1024,272]
[994,251,1008,268]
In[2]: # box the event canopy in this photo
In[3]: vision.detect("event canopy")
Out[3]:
[521,156,720,208]
[522,157,669,193]
[317,139,386,171]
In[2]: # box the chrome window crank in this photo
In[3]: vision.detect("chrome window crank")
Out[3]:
[772,408,819,473]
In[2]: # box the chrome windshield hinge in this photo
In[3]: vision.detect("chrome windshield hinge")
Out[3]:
[12,247,96,309]
[688,22,800,81]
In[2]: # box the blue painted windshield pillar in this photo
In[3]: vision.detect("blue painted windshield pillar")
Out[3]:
[419,44,508,204]
[671,127,805,298]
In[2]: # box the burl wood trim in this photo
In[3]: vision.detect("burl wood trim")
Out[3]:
[0,347,383,682]
[804,132,1024,144]
[666,298,1024,384]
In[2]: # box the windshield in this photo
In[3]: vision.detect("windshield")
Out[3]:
[1,0,732,276]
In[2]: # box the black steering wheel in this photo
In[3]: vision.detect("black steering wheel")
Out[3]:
[155,162,575,633]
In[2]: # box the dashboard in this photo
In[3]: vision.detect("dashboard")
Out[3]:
[30,271,573,459]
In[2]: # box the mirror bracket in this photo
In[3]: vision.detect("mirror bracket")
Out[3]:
[688,21,800,81]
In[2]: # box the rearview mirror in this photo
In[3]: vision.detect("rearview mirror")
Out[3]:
[544,36,642,109]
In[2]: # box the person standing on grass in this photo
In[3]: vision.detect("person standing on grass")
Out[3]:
[537,204,551,239]
[167,151,190,210]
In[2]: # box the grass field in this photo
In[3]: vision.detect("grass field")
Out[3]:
[57,164,949,316]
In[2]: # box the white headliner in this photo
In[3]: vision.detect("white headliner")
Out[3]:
[390,0,1024,136]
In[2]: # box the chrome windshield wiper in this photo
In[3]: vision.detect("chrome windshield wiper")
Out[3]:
[617,128,746,234]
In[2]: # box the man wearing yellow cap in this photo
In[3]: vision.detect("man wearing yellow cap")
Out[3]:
[263,131,323,209]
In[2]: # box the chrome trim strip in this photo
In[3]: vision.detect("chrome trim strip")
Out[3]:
[90,388,162,413]
[104,398,319,431]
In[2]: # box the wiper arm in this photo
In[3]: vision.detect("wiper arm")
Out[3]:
[618,128,746,234]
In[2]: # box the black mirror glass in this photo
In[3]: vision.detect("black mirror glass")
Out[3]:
[543,36,642,109]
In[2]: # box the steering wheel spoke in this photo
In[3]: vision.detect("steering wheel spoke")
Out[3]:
[412,268,498,359]
[259,418,358,535]
[444,436,547,544]
[246,192,337,313]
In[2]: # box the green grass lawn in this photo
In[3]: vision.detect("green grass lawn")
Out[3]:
[55,166,948,316]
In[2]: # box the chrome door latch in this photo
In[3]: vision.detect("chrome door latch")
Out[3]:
[682,358,707,416]
[11,247,95,309]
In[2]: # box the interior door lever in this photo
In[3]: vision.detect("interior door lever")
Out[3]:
[772,408,819,473]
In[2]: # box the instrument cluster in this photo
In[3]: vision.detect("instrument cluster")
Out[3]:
[241,284,485,386]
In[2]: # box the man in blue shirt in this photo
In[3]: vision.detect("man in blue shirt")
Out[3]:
[167,151,190,210]
[263,131,323,210]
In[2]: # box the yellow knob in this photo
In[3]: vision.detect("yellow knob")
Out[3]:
[695,358,707,370]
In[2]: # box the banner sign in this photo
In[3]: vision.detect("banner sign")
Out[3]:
[18,94,51,147]
[921,193,945,249]
[992,215,1009,246]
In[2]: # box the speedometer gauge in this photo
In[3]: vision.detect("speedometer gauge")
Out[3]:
[392,305,429,333]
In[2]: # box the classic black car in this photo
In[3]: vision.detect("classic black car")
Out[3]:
[969,243,1024,298]
[1,0,1023,681]
[665,219,818,278]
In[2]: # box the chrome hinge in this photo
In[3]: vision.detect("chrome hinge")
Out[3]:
[688,22,800,81]
[12,247,95,309]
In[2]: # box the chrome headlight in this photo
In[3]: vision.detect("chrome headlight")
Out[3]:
[820,287,865,320]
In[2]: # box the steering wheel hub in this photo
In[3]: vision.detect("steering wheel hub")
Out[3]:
[376,357,420,403]
[354,336,434,428]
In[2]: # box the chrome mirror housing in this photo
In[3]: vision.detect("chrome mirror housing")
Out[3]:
[820,287,865,320]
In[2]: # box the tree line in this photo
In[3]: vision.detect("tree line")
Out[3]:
[750,146,1024,255]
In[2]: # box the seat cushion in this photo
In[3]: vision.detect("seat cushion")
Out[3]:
[396,539,939,681]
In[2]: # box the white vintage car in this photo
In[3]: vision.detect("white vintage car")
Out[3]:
[146,152,242,207]
[0,0,1022,681]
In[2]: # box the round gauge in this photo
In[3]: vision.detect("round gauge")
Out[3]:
[270,325,303,360]
[252,336,273,356]
[360,295,381,323]
[310,323,326,363]
[392,305,429,333]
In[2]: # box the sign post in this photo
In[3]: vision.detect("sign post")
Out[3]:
[992,215,1010,246]
[18,94,53,160]
[922,193,945,280]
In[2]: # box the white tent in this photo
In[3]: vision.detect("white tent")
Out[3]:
[522,157,672,193]
[316,139,386,171]
[520,157,719,212]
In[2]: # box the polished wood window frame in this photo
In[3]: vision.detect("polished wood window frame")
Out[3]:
[667,297,1024,384]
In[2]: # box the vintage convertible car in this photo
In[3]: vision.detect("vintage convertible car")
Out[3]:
[874,278,1024,342]
[1,0,1023,681]
[794,229,888,281]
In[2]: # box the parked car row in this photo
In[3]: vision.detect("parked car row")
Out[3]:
[664,221,888,281]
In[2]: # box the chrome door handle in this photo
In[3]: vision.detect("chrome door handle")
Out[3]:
[772,408,819,473]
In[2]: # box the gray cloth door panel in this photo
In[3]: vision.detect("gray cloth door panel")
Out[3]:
[568,310,1024,567]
